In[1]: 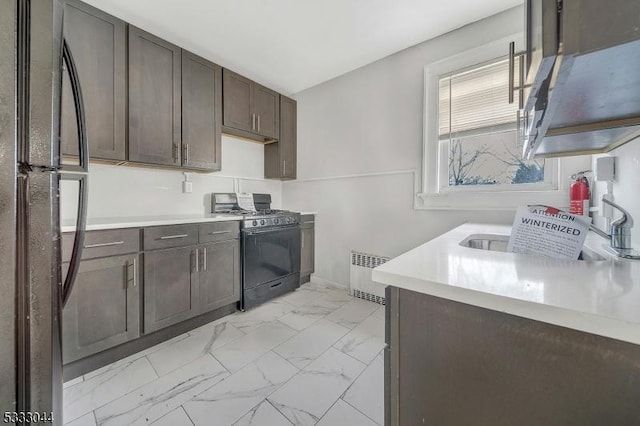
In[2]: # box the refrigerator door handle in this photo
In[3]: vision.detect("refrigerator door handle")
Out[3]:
[61,39,89,307]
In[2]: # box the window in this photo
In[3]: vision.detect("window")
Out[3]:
[418,37,591,210]
[438,56,546,188]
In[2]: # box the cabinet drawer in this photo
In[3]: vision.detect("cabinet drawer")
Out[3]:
[143,224,199,250]
[199,221,239,243]
[62,228,140,261]
[300,214,315,229]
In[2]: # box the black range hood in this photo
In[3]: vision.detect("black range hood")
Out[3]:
[521,0,640,159]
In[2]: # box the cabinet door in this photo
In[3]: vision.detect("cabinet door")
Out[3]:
[253,84,280,139]
[144,246,198,333]
[265,96,296,179]
[281,96,297,179]
[199,240,241,314]
[301,226,315,277]
[62,255,140,364]
[222,70,253,133]
[182,51,222,171]
[61,0,126,161]
[128,26,181,166]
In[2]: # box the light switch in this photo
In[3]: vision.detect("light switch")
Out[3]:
[182,180,193,193]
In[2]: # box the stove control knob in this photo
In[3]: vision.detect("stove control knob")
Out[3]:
[260,219,266,225]
[252,220,257,226]
[274,218,279,224]
[286,217,293,224]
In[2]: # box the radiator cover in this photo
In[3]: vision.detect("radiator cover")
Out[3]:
[349,251,390,305]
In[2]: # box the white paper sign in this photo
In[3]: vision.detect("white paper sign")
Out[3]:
[507,205,592,260]
[236,192,256,211]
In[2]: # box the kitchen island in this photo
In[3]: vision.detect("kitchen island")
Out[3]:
[373,223,640,426]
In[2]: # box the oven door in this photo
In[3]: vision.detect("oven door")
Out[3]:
[242,225,301,290]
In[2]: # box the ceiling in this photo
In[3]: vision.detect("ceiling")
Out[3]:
[85,0,522,95]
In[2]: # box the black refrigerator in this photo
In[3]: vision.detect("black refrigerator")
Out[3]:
[0,0,88,421]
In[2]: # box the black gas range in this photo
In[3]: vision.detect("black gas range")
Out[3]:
[211,193,301,310]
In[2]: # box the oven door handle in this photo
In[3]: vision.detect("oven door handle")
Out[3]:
[244,226,300,236]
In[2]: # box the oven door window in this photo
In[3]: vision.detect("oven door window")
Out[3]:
[243,226,301,289]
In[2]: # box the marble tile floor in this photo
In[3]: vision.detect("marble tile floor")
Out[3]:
[63,282,385,426]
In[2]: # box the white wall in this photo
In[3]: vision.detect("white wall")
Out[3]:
[61,135,282,221]
[591,140,640,248]
[282,7,526,287]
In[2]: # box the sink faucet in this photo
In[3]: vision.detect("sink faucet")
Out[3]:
[590,197,638,257]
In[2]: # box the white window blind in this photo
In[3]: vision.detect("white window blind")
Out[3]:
[439,57,520,139]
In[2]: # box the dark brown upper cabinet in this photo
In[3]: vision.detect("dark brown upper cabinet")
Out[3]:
[265,96,296,179]
[128,26,182,166]
[253,85,280,140]
[181,51,223,171]
[222,71,253,134]
[222,69,280,141]
[61,0,127,161]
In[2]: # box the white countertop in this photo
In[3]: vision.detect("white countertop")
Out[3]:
[61,214,242,232]
[372,223,640,345]
[299,212,317,216]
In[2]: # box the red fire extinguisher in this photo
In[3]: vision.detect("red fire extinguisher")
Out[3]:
[569,171,591,216]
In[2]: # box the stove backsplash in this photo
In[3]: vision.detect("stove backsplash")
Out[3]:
[60,136,283,221]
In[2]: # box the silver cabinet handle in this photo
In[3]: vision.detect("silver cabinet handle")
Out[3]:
[516,109,521,147]
[257,115,260,132]
[509,41,515,104]
[302,232,304,248]
[518,50,525,110]
[203,247,207,271]
[182,144,189,164]
[84,241,124,248]
[194,248,199,272]
[132,257,137,287]
[252,113,256,131]
[159,234,189,240]
[173,144,179,163]
[127,257,137,288]
[208,230,231,235]
[508,41,526,106]
[283,159,286,175]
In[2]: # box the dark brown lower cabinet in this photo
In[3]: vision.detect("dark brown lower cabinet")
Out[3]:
[300,215,314,283]
[62,254,140,364]
[199,239,241,313]
[385,286,640,426]
[143,246,199,333]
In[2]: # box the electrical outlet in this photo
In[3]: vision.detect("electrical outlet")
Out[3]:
[182,180,193,194]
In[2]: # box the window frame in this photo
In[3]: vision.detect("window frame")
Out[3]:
[416,35,590,211]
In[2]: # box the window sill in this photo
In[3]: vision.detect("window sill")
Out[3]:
[415,189,568,211]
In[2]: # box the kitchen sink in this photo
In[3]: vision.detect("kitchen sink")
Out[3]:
[459,234,607,261]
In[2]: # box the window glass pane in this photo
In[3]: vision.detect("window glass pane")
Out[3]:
[447,131,544,186]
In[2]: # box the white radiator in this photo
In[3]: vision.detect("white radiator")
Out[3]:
[349,251,390,305]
